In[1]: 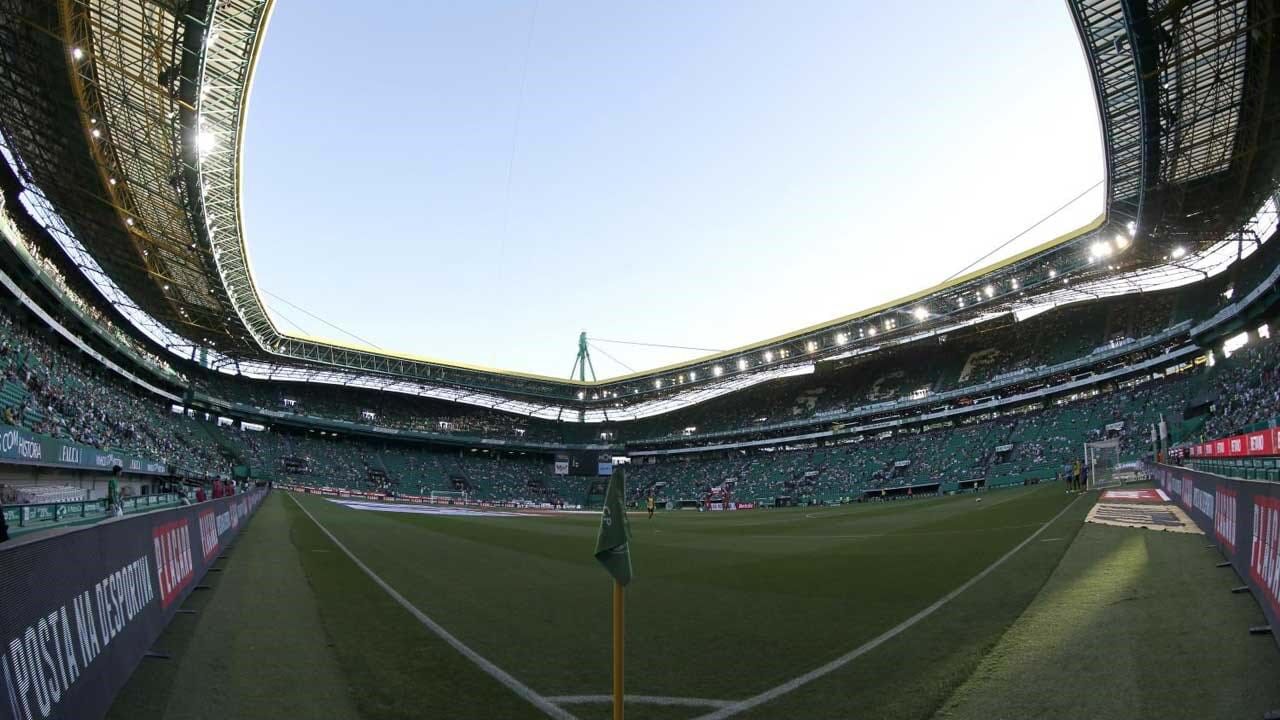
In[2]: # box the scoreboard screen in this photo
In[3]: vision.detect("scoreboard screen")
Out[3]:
[566,451,613,476]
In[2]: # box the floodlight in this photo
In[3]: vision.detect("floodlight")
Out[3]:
[1114,233,1129,249]
[71,47,83,60]
[654,379,662,389]
[868,327,877,337]
[1048,268,1057,278]
[1171,246,1187,259]
[806,341,817,352]
[1011,278,1019,290]
[196,131,217,156]
[712,365,723,377]
[763,351,773,362]
[91,128,101,139]
[913,307,928,320]
[737,359,748,371]
[577,391,584,400]
[689,371,697,381]
[984,285,994,298]
[836,332,848,345]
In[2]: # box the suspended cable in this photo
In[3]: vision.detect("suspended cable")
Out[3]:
[587,341,636,374]
[261,289,383,349]
[263,302,308,335]
[941,180,1105,283]
[491,0,540,365]
[591,337,725,353]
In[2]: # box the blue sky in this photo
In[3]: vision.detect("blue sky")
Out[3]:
[242,1,1104,379]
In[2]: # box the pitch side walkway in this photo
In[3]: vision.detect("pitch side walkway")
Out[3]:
[107,492,361,720]
[934,521,1280,720]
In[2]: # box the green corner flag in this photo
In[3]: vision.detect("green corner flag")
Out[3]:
[594,466,632,586]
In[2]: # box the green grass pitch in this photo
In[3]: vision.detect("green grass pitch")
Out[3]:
[109,485,1280,719]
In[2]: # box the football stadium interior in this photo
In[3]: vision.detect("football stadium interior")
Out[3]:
[1,1,1280,719]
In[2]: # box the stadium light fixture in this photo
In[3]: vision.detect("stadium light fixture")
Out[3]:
[836,332,848,345]
[806,340,817,353]
[125,217,134,226]
[957,298,965,308]
[91,128,101,139]
[690,371,697,381]
[71,47,83,60]
[1011,278,1019,290]
[913,307,928,320]
[1171,246,1187,259]
[196,131,217,157]
[737,359,748,371]
[1090,241,1111,259]
[653,379,662,389]
[1048,268,1057,278]
[712,365,723,377]
[763,351,773,362]
[1114,233,1129,250]
[983,285,994,298]
[577,391,584,400]
[1127,221,1136,235]
[868,327,877,337]
[109,177,117,186]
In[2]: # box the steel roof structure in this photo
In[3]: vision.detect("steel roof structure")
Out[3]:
[0,0,1278,422]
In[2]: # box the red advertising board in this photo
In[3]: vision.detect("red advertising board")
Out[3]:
[1190,427,1280,458]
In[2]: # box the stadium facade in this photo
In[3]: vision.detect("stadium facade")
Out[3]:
[0,0,1277,499]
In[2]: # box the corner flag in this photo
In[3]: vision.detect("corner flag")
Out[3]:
[594,466,632,585]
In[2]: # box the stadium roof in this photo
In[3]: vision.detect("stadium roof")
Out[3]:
[0,0,1277,421]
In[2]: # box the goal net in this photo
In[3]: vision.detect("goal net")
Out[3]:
[1084,439,1122,490]
[429,490,467,504]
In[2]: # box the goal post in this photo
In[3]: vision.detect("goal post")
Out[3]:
[1083,439,1122,490]
[429,490,467,504]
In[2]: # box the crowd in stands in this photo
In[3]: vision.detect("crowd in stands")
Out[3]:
[0,312,226,477]
[0,250,1275,509]
[0,201,183,382]
[204,375,558,443]
[1200,338,1280,439]
[626,291,1191,444]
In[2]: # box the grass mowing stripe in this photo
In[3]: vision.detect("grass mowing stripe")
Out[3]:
[287,492,579,720]
[693,493,1083,720]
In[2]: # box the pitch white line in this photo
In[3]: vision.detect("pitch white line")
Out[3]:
[692,495,1083,720]
[547,695,734,708]
[288,493,578,720]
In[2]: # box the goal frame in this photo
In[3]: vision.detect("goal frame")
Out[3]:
[1083,439,1123,490]
[429,489,468,504]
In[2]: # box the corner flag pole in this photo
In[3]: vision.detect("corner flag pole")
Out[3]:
[594,465,632,720]
[612,580,625,720]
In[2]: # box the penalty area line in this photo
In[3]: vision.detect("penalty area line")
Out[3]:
[547,695,735,708]
[287,493,579,720]
[692,494,1083,720]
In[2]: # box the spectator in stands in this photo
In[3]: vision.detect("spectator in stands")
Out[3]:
[108,466,122,517]
[196,485,207,503]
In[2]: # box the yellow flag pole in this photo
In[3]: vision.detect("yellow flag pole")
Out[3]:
[613,580,625,720]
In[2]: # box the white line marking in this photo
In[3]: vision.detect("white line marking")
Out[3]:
[547,695,734,708]
[692,495,1083,720]
[288,493,578,720]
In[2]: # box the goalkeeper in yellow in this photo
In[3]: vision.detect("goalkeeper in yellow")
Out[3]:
[646,495,656,519]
